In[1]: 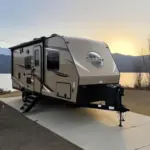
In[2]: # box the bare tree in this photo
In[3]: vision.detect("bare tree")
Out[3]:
[134,39,150,89]
[140,38,150,89]
[133,56,142,89]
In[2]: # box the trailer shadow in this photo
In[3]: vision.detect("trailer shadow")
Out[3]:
[27,97,150,129]
[24,98,133,150]
[28,98,119,127]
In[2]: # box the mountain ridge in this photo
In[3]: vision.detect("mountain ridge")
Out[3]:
[0,51,150,73]
[0,48,10,55]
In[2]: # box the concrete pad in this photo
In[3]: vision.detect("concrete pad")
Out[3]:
[1,97,150,150]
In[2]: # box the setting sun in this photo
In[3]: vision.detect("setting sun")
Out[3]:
[108,41,137,56]
[93,31,143,56]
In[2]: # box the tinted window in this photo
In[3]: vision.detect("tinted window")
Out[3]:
[47,50,59,70]
[27,77,32,84]
[27,49,29,54]
[25,56,32,69]
[18,72,21,79]
[20,48,23,54]
[34,50,40,66]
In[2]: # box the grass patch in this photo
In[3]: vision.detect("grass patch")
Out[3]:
[0,90,21,98]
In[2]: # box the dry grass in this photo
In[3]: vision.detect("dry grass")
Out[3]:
[123,89,150,116]
[0,91,21,98]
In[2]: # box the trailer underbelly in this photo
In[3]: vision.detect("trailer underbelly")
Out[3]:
[76,84,122,105]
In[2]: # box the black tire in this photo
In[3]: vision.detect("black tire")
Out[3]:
[22,91,28,102]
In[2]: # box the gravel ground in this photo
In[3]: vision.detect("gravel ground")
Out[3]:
[0,101,83,150]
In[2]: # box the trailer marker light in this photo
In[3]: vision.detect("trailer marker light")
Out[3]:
[99,80,103,84]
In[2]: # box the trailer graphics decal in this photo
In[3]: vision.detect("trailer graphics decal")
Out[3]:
[27,73,55,92]
[16,64,26,69]
[48,46,69,52]
[86,52,104,68]
[42,85,51,93]
[53,71,69,77]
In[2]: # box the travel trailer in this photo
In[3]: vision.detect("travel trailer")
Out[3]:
[9,34,129,127]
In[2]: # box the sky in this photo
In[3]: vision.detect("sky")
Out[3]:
[0,0,150,56]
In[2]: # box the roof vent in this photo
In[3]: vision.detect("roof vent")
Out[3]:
[51,34,59,38]
[33,38,39,41]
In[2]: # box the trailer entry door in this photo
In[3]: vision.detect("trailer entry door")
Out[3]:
[33,45,42,93]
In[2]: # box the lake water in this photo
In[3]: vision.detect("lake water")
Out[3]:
[120,73,150,88]
[0,74,15,91]
[0,73,149,91]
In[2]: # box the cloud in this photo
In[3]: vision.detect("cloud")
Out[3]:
[0,41,10,48]
[0,0,150,50]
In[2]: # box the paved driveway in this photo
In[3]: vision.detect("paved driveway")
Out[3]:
[1,97,150,150]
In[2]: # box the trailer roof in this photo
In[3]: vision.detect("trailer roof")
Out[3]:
[63,36,106,45]
[9,34,64,50]
[9,36,46,50]
[9,34,107,50]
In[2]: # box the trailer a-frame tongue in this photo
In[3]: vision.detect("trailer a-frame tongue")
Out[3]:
[76,84,129,127]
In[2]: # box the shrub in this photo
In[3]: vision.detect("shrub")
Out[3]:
[0,88,11,95]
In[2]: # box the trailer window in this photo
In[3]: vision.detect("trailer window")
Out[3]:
[47,50,59,70]
[26,49,29,54]
[18,72,21,79]
[25,56,32,69]
[26,77,32,84]
[34,50,40,66]
[20,48,23,54]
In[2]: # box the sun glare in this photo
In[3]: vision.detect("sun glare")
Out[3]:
[108,41,137,56]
